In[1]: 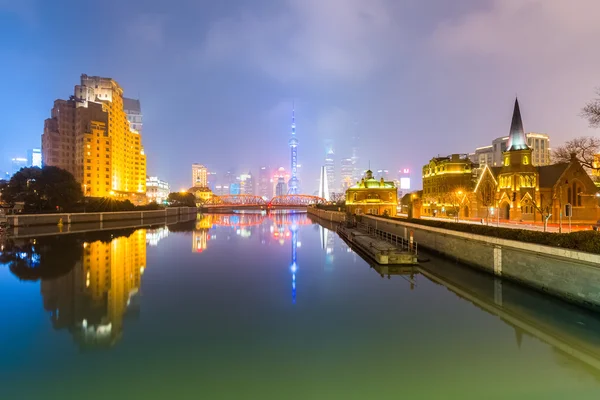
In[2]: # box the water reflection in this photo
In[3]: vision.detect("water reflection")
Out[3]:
[1,229,149,349]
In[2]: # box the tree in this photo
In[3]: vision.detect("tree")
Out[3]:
[552,137,599,175]
[476,180,496,225]
[0,166,83,212]
[168,192,196,207]
[582,88,600,128]
[444,186,467,222]
[523,194,553,232]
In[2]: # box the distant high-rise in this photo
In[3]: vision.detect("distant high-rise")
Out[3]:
[146,176,170,204]
[258,166,272,199]
[287,105,299,194]
[11,157,27,175]
[340,158,353,192]
[351,135,361,182]
[192,164,208,187]
[273,167,290,197]
[123,98,142,134]
[27,149,42,168]
[42,74,147,201]
[239,172,254,195]
[318,166,330,201]
[325,148,335,196]
[486,133,550,167]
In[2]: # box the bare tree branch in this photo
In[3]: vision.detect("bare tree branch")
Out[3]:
[582,88,600,128]
[552,136,600,171]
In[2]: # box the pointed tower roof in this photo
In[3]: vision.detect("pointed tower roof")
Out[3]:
[506,97,529,151]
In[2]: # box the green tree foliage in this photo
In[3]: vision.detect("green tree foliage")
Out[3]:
[0,166,83,212]
[168,192,196,207]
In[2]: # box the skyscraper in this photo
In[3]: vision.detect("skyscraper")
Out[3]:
[43,74,147,201]
[340,158,353,192]
[76,74,147,199]
[192,164,208,187]
[287,105,299,194]
[325,148,335,196]
[258,166,272,199]
[239,172,254,195]
[318,166,330,201]
[351,135,361,183]
[123,98,143,134]
[11,157,27,175]
[27,149,42,168]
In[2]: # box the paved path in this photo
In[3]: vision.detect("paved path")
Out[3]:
[397,214,593,233]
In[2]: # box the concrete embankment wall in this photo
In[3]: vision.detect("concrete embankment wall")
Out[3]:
[363,215,600,311]
[5,207,197,227]
[306,208,346,222]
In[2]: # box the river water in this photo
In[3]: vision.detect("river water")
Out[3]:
[1,211,600,399]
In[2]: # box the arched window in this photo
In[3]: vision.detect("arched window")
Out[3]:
[523,155,529,165]
[577,186,583,207]
[353,193,357,201]
[567,187,572,205]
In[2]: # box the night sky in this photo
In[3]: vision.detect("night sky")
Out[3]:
[1,0,599,192]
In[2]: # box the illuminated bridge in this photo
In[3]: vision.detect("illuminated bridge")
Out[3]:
[202,194,327,210]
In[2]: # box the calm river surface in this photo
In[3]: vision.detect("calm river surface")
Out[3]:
[1,211,600,399]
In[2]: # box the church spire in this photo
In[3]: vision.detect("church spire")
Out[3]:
[506,97,528,151]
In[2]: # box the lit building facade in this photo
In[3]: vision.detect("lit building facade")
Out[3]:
[11,157,27,175]
[593,154,600,180]
[76,75,147,201]
[469,99,599,223]
[43,75,147,201]
[421,154,476,217]
[123,98,142,134]
[489,133,550,167]
[469,145,493,166]
[273,167,290,197]
[192,164,208,187]
[340,158,353,192]
[318,166,330,201]
[146,176,170,204]
[345,170,397,216]
[325,148,335,196]
[258,166,272,199]
[189,186,213,205]
[27,149,42,168]
[239,172,254,195]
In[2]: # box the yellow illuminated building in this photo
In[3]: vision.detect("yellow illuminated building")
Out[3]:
[82,229,147,346]
[421,154,476,217]
[345,170,398,216]
[76,75,147,203]
[594,154,600,180]
[43,74,147,202]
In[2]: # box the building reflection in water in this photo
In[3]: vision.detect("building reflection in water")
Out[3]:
[146,226,169,247]
[40,229,147,349]
[192,211,308,303]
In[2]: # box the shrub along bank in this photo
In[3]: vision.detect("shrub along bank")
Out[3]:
[369,215,600,255]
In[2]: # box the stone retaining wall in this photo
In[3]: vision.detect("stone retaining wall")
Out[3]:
[5,207,197,227]
[363,215,600,311]
[306,207,346,222]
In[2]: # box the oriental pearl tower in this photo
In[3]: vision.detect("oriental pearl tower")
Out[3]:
[287,104,299,194]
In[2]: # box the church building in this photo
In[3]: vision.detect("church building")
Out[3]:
[470,98,599,224]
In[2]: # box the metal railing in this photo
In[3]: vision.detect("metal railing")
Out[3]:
[357,222,418,255]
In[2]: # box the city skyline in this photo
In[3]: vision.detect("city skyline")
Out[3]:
[1,0,599,193]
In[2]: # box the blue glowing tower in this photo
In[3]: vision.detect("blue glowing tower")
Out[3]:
[288,104,299,194]
[290,218,298,304]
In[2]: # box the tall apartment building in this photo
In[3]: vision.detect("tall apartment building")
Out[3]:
[489,133,550,167]
[42,74,147,201]
[325,148,335,196]
[469,145,493,166]
[123,98,142,133]
[192,164,208,187]
[340,158,353,192]
[258,166,272,199]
